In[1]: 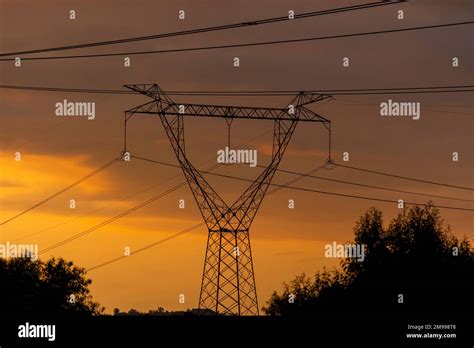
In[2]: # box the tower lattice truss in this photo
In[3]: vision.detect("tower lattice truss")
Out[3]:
[125,84,331,315]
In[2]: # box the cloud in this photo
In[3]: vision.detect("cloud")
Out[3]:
[0,153,119,212]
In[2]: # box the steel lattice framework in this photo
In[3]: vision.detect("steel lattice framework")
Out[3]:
[124,84,332,315]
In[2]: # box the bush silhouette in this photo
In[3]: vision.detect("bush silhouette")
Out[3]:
[264,203,474,315]
[0,256,102,315]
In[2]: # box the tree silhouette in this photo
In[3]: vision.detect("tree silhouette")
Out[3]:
[0,256,102,315]
[264,203,474,316]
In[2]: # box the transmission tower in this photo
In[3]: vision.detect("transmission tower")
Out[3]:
[124,84,332,315]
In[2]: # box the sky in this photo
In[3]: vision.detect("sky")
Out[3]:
[0,0,473,313]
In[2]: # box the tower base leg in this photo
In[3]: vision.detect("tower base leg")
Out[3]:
[198,229,259,315]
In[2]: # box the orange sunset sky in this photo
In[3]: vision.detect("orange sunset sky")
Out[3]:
[0,0,472,313]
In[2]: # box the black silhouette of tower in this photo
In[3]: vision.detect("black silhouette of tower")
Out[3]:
[124,84,331,315]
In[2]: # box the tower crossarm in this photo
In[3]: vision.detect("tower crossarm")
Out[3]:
[124,84,332,124]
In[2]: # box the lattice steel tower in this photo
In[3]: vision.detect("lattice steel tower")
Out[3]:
[124,84,332,315]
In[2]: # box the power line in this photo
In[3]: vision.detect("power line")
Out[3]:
[86,222,205,272]
[332,98,474,116]
[267,165,327,195]
[22,151,474,260]
[38,160,324,255]
[1,21,471,62]
[1,84,473,96]
[0,85,132,94]
[134,156,474,201]
[265,166,474,202]
[86,155,473,273]
[38,131,273,253]
[170,90,474,96]
[0,157,121,226]
[38,181,189,254]
[166,85,474,95]
[0,1,401,58]
[11,129,271,243]
[86,163,330,273]
[335,163,474,191]
[38,159,225,254]
[12,176,180,243]
[132,155,474,211]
